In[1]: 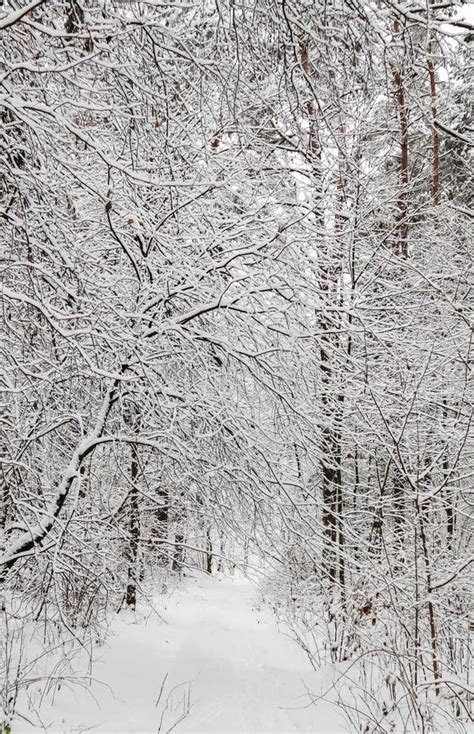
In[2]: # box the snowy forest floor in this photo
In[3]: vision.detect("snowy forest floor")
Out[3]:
[14,572,345,733]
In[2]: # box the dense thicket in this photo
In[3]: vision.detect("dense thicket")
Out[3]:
[1,1,472,731]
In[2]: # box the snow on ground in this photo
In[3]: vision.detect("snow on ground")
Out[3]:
[15,572,345,733]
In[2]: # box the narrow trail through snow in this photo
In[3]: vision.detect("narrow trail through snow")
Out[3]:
[23,574,343,733]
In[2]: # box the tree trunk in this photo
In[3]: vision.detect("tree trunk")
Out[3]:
[392,20,409,258]
[172,533,185,573]
[206,529,213,574]
[155,486,169,565]
[126,443,140,609]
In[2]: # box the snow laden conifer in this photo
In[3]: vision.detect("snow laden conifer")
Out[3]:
[1,0,472,731]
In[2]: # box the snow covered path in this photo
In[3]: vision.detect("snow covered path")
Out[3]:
[21,574,343,733]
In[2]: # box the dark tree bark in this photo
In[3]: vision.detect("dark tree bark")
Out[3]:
[172,533,184,573]
[206,529,213,574]
[126,443,140,609]
[392,20,409,259]
[154,487,169,565]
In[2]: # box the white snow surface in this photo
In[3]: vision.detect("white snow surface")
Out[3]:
[17,572,344,733]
